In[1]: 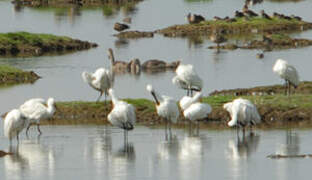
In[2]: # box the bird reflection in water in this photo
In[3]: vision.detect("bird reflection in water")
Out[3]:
[227,132,260,159]
[115,38,129,49]
[187,35,204,49]
[4,140,57,179]
[276,129,299,156]
[157,135,180,160]
[54,6,82,25]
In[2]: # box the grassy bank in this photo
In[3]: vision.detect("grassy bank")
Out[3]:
[157,17,312,37]
[42,88,312,129]
[0,65,40,84]
[0,32,97,57]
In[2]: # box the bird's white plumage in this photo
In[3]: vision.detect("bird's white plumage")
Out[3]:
[183,103,212,121]
[82,67,114,96]
[273,59,299,87]
[4,109,27,140]
[20,98,56,124]
[146,84,180,124]
[107,89,136,130]
[179,92,202,111]
[173,63,202,91]
[223,98,261,127]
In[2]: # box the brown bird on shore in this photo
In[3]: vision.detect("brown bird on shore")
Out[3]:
[213,16,222,21]
[187,13,205,24]
[114,22,130,32]
[260,10,271,20]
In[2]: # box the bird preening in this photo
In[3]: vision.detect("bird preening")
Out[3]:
[3,97,57,144]
[146,84,180,140]
[273,59,299,96]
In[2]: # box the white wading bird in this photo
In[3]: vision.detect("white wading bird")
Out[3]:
[146,84,180,140]
[172,63,202,96]
[273,59,299,95]
[19,98,56,135]
[180,92,212,135]
[107,88,136,145]
[82,67,114,102]
[223,98,261,136]
[4,109,28,144]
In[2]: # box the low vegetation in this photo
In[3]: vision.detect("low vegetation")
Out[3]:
[0,32,97,57]
[0,65,40,84]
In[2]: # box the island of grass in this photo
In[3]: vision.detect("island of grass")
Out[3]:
[157,16,312,37]
[0,32,97,57]
[36,82,312,129]
[0,65,40,84]
[208,33,312,50]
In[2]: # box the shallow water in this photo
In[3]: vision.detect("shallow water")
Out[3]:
[0,0,312,112]
[0,124,312,180]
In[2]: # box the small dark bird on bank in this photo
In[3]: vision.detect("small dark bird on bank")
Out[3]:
[235,11,245,18]
[187,13,205,24]
[260,10,271,20]
[281,14,292,20]
[114,23,130,32]
[291,15,302,21]
[256,53,264,59]
[213,16,222,21]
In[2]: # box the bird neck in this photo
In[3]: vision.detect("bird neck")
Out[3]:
[109,90,119,105]
[47,102,56,115]
[108,49,115,65]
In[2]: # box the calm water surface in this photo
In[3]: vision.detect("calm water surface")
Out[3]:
[0,125,312,180]
[0,0,312,111]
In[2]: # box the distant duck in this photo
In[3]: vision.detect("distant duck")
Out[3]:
[114,22,130,32]
[256,53,264,59]
[273,59,299,95]
[141,59,180,71]
[107,48,128,72]
[260,10,271,20]
[291,15,302,21]
[187,13,205,24]
[235,11,245,18]
[210,31,227,52]
[213,16,222,21]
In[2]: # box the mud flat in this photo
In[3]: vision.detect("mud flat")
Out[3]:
[0,65,40,85]
[0,32,97,57]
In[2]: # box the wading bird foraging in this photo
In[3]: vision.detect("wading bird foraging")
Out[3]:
[172,63,203,96]
[223,98,261,137]
[273,59,299,96]
[82,67,114,102]
[4,109,28,144]
[180,92,212,136]
[19,98,57,135]
[107,88,136,147]
[146,84,180,140]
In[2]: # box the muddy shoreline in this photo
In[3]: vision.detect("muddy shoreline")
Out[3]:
[0,66,40,85]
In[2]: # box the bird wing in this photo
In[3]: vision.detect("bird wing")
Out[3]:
[285,65,299,86]
[20,101,47,121]
[183,103,211,121]
[107,103,136,129]
[176,64,202,88]
[4,109,26,138]
[179,96,193,111]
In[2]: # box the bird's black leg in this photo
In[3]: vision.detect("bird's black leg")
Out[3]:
[37,123,42,135]
[165,118,168,141]
[96,91,103,102]
[26,123,31,136]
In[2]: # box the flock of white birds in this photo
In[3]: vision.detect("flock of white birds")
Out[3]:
[3,50,299,146]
